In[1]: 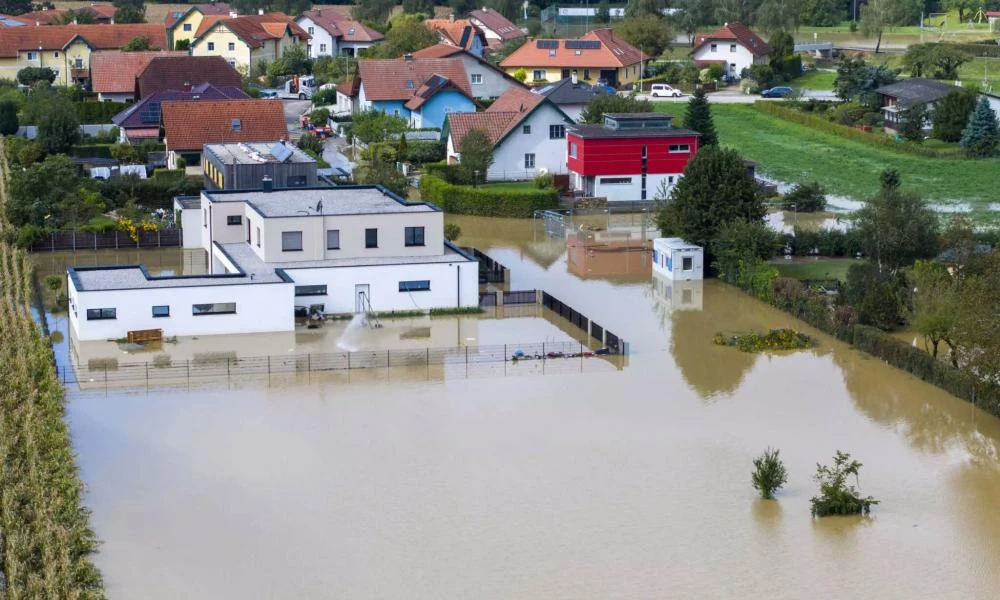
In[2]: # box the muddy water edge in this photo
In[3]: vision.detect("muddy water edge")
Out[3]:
[51,215,1000,599]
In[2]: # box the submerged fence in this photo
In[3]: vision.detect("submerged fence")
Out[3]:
[28,229,182,252]
[61,340,616,386]
[542,291,627,354]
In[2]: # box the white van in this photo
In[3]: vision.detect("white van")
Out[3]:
[650,84,682,98]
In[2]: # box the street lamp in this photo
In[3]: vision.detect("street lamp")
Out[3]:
[473,169,479,188]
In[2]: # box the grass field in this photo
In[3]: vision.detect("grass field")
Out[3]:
[671,103,1000,220]
[794,70,838,90]
[772,258,855,280]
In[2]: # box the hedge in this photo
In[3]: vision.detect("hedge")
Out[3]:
[419,173,558,217]
[75,101,127,124]
[69,143,114,158]
[941,42,1000,59]
[753,101,963,159]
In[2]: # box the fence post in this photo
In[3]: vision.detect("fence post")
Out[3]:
[186,359,190,381]
[227,357,231,377]
[426,347,429,366]
[267,355,271,374]
[465,346,468,363]
[308,353,311,371]
[386,349,390,368]
[50,232,55,252]
[348,351,351,370]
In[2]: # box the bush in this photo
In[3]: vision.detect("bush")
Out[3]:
[782,181,826,212]
[403,141,444,165]
[751,448,788,500]
[533,172,553,189]
[810,451,879,517]
[312,88,338,105]
[69,143,114,158]
[419,174,558,217]
[15,223,49,248]
[713,328,814,352]
[75,101,127,124]
[443,223,462,242]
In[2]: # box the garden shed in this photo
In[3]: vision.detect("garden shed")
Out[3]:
[652,238,703,281]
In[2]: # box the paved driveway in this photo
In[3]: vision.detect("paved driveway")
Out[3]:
[281,99,311,140]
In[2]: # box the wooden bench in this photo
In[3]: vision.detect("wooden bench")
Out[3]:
[127,328,163,343]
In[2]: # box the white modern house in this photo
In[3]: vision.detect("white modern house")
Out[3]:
[68,186,479,341]
[652,238,704,281]
[691,22,769,79]
[444,86,574,181]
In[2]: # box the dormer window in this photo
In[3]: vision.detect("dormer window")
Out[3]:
[348,28,355,34]
[406,80,414,89]
[231,119,241,132]
[548,49,556,57]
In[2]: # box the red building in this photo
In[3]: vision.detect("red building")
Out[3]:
[566,113,699,202]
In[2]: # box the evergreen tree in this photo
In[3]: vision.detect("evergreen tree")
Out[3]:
[36,94,80,155]
[959,96,1000,158]
[932,88,977,142]
[0,99,19,136]
[683,87,717,146]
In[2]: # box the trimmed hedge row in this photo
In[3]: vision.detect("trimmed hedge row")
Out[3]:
[419,173,558,218]
[753,101,961,159]
[75,101,127,124]
[69,143,114,158]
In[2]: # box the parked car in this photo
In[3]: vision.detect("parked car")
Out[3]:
[761,86,793,98]
[650,84,683,98]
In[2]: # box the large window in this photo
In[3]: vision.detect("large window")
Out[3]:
[326,229,340,250]
[227,215,242,225]
[533,70,545,81]
[151,305,170,318]
[295,285,328,296]
[669,144,691,153]
[282,231,303,251]
[600,177,632,185]
[192,303,236,316]
[549,124,565,139]
[404,226,425,247]
[86,308,116,320]
[399,280,431,292]
[524,153,535,168]
[365,228,378,248]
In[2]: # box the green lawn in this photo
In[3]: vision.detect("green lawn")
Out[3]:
[669,104,999,218]
[794,70,837,90]
[772,258,855,281]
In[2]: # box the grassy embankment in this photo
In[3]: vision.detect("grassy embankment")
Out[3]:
[0,138,104,598]
[665,103,1000,223]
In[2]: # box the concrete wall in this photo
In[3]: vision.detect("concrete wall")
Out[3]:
[68,275,295,341]
[283,259,479,314]
[97,91,134,103]
[574,172,680,202]
[177,205,202,248]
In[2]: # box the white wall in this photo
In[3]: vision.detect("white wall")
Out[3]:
[282,259,479,314]
[68,275,295,341]
[97,91,134,103]
[575,172,681,202]
[692,42,760,77]
[652,238,704,281]
[176,204,202,249]
[298,17,336,57]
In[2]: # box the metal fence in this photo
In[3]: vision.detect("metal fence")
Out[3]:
[464,247,509,284]
[28,229,182,252]
[60,340,608,386]
[542,291,627,354]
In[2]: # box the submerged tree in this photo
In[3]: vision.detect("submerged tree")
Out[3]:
[752,447,789,500]
[810,451,879,517]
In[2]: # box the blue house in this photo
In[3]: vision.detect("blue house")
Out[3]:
[356,57,476,130]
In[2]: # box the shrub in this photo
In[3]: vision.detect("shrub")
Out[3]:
[403,141,444,165]
[75,101,127,124]
[312,88,338,105]
[713,328,814,352]
[533,172,553,189]
[419,174,558,217]
[810,451,879,517]
[309,108,330,126]
[443,223,462,242]
[751,448,788,500]
[782,181,826,212]
[15,223,49,248]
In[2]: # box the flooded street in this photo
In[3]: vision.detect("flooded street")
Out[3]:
[61,216,1000,599]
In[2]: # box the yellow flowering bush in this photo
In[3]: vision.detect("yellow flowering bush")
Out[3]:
[713,328,814,353]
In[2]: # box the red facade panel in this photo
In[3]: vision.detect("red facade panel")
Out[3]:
[567,133,699,177]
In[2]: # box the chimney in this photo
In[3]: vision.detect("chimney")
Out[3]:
[404,53,413,61]
[449,13,455,22]
[72,17,78,25]
[317,9,321,16]
[262,175,273,192]
[229,10,238,18]
[258,8,264,15]
[571,70,578,85]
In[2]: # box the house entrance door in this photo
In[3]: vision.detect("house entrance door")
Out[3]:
[355,284,370,313]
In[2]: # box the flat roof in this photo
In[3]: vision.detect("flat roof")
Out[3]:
[220,242,475,275]
[203,141,315,165]
[174,195,201,209]
[568,124,699,139]
[656,237,702,250]
[69,261,287,292]
[605,112,671,120]
[205,186,439,218]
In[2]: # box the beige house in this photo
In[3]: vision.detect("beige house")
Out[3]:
[189,13,310,74]
[164,2,235,50]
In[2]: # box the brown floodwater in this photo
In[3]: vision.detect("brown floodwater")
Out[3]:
[63,216,1000,599]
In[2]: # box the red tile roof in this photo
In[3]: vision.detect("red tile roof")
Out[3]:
[196,13,308,47]
[499,28,646,69]
[693,22,769,57]
[0,23,168,57]
[298,9,384,43]
[135,55,242,99]
[161,99,288,151]
[448,85,546,147]
[164,3,232,29]
[410,43,464,59]
[425,19,484,51]
[467,8,523,41]
[12,4,119,24]
[357,57,472,101]
[90,50,188,93]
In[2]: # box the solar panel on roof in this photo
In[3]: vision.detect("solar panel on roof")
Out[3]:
[139,101,161,124]
[270,142,293,162]
[536,40,558,49]
[565,40,602,50]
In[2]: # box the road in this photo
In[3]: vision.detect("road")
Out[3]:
[634,89,839,104]
[281,99,311,141]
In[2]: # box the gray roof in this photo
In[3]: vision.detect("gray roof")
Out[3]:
[533,77,610,105]
[875,78,958,108]
[69,262,286,292]
[220,242,474,277]
[568,123,699,139]
[204,186,438,218]
[174,195,201,209]
[203,141,315,165]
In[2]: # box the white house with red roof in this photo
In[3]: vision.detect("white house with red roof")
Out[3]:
[296,8,384,58]
[467,7,525,50]
[355,56,476,129]
[443,86,573,181]
[691,22,769,79]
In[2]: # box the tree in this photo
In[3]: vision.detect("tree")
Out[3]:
[854,170,939,276]
[7,154,83,228]
[401,0,434,17]
[615,16,672,58]
[751,448,788,500]
[800,0,847,26]
[16,67,56,87]
[369,13,439,58]
[36,94,81,154]
[353,0,396,24]
[174,39,191,51]
[943,0,978,23]
[898,103,928,142]
[953,250,1000,382]
[512,68,527,83]
[625,0,663,18]
[842,261,909,329]
[458,128,494,183]
[58,8,97,24]
[908,259,960,359]
[782,181,825,211]
[657,145,765,264]
[833,56,899,106]
[0,0,32,16]
[0,99,18,135]
[767,30,795,64]
[122,36,158,51]
[280,44,309,75]
[350,110,408,144]
[683,87,717,146]
[444,223,462,242]
[596,0,611,23]
[580,94,653,123]
[713,0,762,25]
[932,87,977,142]
[356,145,408,195]
[672,0,715,44]
[960,95,1000,158]
[113,4,145,23]
[903,43,970,79]
[810,451,879,517]
[711,218,779,285]
[755,0,801,34]
[860,0,912,54]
